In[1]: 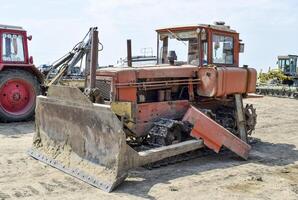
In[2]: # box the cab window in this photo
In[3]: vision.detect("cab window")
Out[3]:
[2,33,25,62]
[212,34,233,64]
[285,59,290,72]
[203,42,208,65]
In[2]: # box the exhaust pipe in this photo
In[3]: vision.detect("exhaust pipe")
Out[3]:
[89,27,98,89]
[127,39,132,67]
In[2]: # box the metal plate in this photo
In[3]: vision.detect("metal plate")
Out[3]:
[28,148,126,192]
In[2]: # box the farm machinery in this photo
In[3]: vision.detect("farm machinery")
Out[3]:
[0,24,94,122]
[0,25,43,122]
[256,55,298,98]
[29,22,258,192]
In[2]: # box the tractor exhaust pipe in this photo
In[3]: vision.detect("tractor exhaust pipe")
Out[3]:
[127,39,132,67]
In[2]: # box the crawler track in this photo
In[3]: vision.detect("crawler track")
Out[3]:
[256,86,298,99]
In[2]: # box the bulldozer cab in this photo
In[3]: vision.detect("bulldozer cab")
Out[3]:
[156,22,244,67]
[277,55,298,76]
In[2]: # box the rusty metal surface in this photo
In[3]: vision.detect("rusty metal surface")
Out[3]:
[95,65,255,103]
[134,100,190,136]
[96,64,198,78]
[95,65,199,102]
[28,148,127,192]
[183,105,251,160]
[33,86,128,191]
[155,24,237,34]
[198,67,257,97]
[114,78,200,89]
[246,68,257,93]
[234,94,248,143]
[89,28,98,89]
[127,39,132,67]
[30,86,205,192]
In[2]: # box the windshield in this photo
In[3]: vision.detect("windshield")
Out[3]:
[212,34,233,64]
[158,31,236,66]
[2,33,25,62]
[167,37,189,63]
[279,58,297,74]
[159,30,199,65]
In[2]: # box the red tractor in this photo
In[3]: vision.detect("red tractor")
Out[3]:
[0,24,43,122]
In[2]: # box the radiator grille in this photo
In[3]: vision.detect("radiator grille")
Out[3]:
[96,80,111,100]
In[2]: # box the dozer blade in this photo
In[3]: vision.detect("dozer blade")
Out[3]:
[29,86,204,192]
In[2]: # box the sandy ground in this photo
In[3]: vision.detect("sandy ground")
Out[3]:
[0,96,297,200]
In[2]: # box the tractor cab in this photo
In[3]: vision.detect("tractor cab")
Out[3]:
[0,24,32,65]
[277,55,298,77]
[156,22,244,67]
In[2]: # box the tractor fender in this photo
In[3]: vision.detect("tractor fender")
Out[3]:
[0,63,44,84]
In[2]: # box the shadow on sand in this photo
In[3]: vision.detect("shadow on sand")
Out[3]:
[115,138,298,199]
[0,121,34,137]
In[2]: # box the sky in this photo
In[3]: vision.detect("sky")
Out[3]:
[1,0,298,71]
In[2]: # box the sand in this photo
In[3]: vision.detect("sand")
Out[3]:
[0,96,297,200]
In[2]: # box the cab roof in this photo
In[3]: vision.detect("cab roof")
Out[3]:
[156,23,237,34]
[278,55,298,59]
[0,24,24,31]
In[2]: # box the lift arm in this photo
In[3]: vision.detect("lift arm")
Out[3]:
[45,27,99,87]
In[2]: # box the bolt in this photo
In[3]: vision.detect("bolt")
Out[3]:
[12,93,21,101]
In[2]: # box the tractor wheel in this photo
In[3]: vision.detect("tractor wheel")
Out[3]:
[0,69,40,122]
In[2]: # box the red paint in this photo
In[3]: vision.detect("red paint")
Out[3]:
[0,78,35,115]
[96,64,257,136]
[0,28,29,65]
[0,27,43,82]
[94,24,257,139]
[131,100,189,136]
[183,106,251,159]
[156,25,240,67]
[198,67,257,97]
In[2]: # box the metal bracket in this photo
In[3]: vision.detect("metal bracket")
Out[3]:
[234,94,248,143]
[183,105,251,160]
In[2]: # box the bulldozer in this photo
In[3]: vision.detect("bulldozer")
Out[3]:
[29,22,258,192]
[256,55,298,98]
[0,24,43,122]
